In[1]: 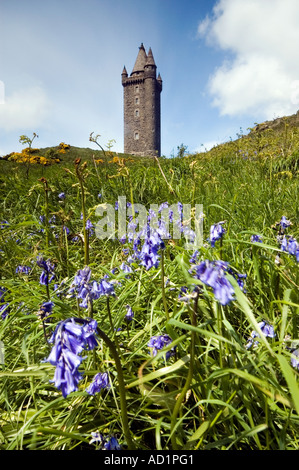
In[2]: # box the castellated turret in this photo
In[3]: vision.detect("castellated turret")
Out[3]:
[122,43,162,157]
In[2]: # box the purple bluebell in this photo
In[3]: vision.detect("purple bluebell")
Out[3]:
[37,257,55,285]
[246,321,276,349]
[120,262,133,274]
[125,304,134,322]
[279,216,292,230]
[39,301,54,319]
[227,268,247,292]
[71,267,116,308]
[189,250,199,264]
[58,192,66,199]
[280,235,299,261]
[0,220,9,229]
[86,219,94,233]
[16,265,31,274]
[98,277,115,297]
[104,436,121,450]
[89,432,121,450]
[46,318,98,397]
[209,221,226,248]
[290,348,299,371]
[89,432,105,445]
[0,287,9,320]
[148,334,176,359]
[251,234,262,243]
[86,372,110,395]
[191,260,235,305]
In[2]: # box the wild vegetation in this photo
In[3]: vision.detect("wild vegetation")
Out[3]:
[0,119,298,450]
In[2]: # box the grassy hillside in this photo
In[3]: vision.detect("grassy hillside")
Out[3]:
[0,115,298,451]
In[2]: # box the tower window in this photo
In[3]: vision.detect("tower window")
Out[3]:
[135,109,139,117]
[135,97,139,104]
[134,132,139,140]
[135,85,139,93]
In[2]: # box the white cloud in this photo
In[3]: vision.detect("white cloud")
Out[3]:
[0,85,51,132]
[198,0,299,119]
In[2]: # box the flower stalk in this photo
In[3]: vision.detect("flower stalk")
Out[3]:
[170,289,198,449]
[74,159,89,266]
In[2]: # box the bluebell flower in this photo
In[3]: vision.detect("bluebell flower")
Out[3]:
[246,321,276,349]
[125,304,134,322]
[0,287,9,320]
[191,260,235,305]
[71,267,116,308]
[58,192,66,199]
[251,234,262,243]
[104,436,121,450]
[86,371,110,395]
[290,348,299,371]
[86,219,94,234]
[89,432,105,445]
[279,235,299,261]
[148,334,176,359]
[120,262,133,274]
[16,265,31,274]
[209,221,226,247]
[189,250,199,264]
[46,318,98,397]
[98,277,116,297]
[0,220,9,229]
[37,257,55,285]
[89,432,121,450]
[279,216,292,230]
[39,300,54,319]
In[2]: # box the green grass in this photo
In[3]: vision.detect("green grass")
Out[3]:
[0,120,299,450]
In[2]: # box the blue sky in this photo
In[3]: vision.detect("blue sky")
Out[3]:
[1,0,299,157]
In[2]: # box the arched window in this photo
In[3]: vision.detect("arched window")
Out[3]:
[135,109,139,117]
[134,132,139,140]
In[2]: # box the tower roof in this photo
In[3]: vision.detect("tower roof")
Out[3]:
[131,43,147,74]
[145,47,156,67]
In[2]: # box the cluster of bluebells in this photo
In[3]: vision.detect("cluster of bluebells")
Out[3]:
[246,321,276,349]
[46,318,98,397]
[190,260,237,306]
[148,334,176,360]
[86,372,110,396]
[69,266,115,309]
[16,265,31,275]
[119,202,197,271]
[274,216,299,262]
[89,432,121,450]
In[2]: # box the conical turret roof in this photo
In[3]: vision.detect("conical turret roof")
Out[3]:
[131,43,147,74]
[145,47,156,67]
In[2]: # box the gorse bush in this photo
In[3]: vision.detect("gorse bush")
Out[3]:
[0,129,298,450]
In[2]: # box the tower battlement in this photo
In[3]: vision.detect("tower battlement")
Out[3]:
[122,43,162,157]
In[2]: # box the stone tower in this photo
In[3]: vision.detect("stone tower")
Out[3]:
[122,43,162,157]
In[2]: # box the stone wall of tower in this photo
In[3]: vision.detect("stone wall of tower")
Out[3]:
[122,45,162,157]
